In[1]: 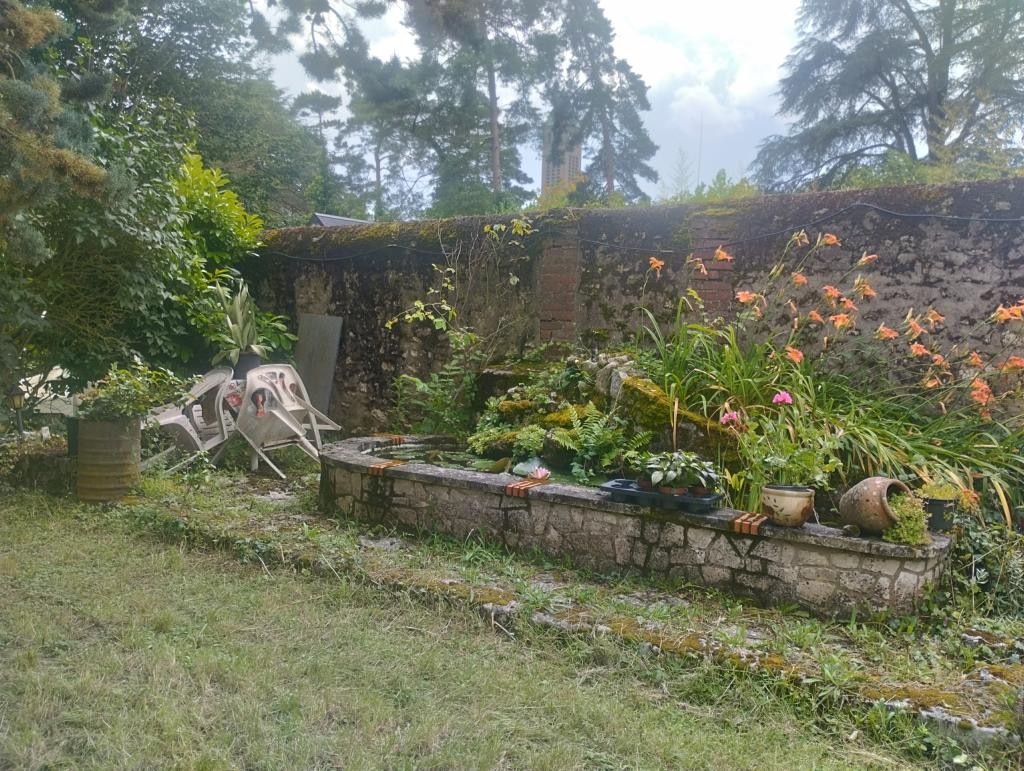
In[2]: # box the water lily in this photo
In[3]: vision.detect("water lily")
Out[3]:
[528,466,551,480]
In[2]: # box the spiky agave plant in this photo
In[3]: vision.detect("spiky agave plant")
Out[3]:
[211,281,268,366]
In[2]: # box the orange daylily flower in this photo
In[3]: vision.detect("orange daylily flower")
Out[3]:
[648,256,665,277]
[785,345,805,364]
[992,304,1024,323]
[735,290,759,304]
[931,353,947,367]
[714,246,733,262]
[830,313,853,330]
[791,271,808,286]
[856,252,879,267]
[925,307,945,329]
[807,309,824,324]
[875,324,899,340]
[909,342,929,357]
[822,285,841,300]
[970,378,993,406]
[923,377,941,389]
[906,318,925,339]
[967,351,984,368]
[840,297,858,312]
[821,233,840,246]
[1000,355,1024,373]
[853,274,876,299]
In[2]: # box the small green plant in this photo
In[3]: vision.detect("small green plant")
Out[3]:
[920,481,958,500]
[644,451,720,490]
[883,493,930,546]
[79,364,193,421]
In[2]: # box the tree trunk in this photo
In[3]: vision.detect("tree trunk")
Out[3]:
[601,113,615,194]
[487,62,502,194]
[373,139,384,218]
[924,0,956,161]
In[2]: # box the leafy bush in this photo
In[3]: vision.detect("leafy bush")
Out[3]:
[78,364,193,420]
[935,516,1024,616]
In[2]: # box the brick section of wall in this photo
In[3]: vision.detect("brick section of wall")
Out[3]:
[689,215,737,313]
[536,236,581,341]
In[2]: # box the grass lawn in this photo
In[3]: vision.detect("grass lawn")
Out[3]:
[0,493,913,770]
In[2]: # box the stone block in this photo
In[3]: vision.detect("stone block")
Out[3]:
[828,552,862,570]
[705,536,746,570]
[614,536,634,566]
[701,565,732,588]
[660,523,687,549]
[687,527,717,551]
[647,547,670,575]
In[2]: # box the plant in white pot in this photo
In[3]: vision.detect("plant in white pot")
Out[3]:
[644,450,720,496]
[727,394,841,527]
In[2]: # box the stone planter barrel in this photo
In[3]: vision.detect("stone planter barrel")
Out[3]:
[77,418,141,502]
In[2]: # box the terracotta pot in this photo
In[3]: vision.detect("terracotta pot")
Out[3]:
[637,478,655,491]
[658,486,688,496]
[761,485,814,527]
[838,477,911,535]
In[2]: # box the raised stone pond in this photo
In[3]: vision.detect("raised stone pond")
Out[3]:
[320,436,952,616]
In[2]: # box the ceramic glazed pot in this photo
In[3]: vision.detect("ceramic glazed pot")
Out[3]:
[761,484,815,527]
[838,477,911,535]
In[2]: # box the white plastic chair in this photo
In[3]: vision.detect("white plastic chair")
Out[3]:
[150,367,235,468]
[232,364,340,478]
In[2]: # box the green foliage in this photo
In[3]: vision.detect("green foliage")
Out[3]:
[936,517,1024,617]
[754,0,1024,189]
[394,331,488,436]
[644,451,720,490]
[78,363,192,420]
[550,403,652,483]
[883,493,930,547]
[208,281,294,367]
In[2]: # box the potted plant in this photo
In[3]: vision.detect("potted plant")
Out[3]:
[733,410,842,527]
[644,450,720,496]
[211,281,271,378]
[76,364,191,502]
[919,481,958,532]
[882,491,930,546]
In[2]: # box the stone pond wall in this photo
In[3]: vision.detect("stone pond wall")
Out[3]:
[320,437,951,617]
[251,179,1024,432]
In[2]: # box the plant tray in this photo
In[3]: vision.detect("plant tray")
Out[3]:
[599,479,722,514]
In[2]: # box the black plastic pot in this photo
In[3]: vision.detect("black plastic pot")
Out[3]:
[924,497,956,532]
[233,352,263,379]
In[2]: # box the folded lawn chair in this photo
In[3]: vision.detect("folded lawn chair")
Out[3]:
[230,364,340,478]
[150,366,236,468]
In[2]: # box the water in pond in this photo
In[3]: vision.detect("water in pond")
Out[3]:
[369,442,584,486]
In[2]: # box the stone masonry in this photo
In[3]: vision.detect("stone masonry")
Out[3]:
[321,437,951,617]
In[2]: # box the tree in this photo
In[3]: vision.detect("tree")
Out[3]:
[544,0,658,203]
[0,0,109,384]
[753,0,1024,190]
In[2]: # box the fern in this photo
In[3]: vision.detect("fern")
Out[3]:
[550,403,653,483]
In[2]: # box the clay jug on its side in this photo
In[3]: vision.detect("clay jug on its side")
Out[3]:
[838,477,910,535]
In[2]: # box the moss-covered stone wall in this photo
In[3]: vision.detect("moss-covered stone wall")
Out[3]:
[251,179,1024,432]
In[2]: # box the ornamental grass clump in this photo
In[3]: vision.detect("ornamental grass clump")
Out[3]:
[883,493,930,547]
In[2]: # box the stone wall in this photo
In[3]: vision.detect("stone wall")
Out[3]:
[253,179,1024,432]
[321,437,951,617]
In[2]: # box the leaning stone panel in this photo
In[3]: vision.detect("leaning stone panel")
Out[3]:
[321,437,952,617]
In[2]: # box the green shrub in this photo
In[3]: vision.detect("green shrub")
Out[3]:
[79,364,193,420]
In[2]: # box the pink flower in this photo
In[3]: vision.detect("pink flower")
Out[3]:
[719,410,741,425]
[772,391,793,405]
[528,466,551,480]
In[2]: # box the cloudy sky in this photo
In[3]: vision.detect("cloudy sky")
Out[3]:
[271,0,802,197]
